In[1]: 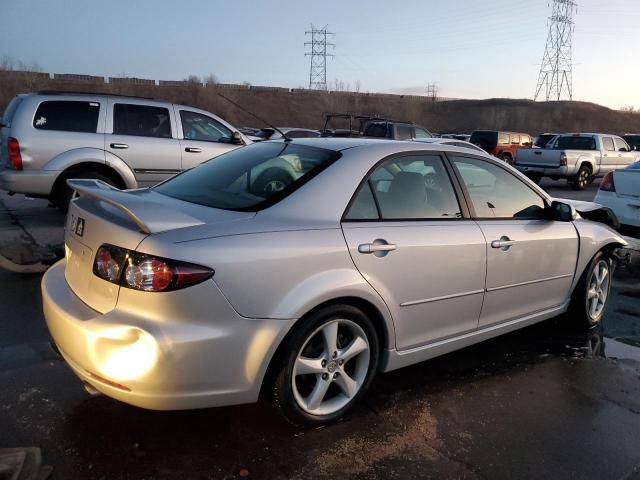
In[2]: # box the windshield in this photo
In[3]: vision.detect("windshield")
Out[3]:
[154,142,341,211]
[556,136,596,150]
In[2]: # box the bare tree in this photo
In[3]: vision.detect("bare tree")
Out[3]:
[185,75,202,85]
[354,80,361,93]
[621,105,637,114]
[203,73,217,86]
[0,55,42,72]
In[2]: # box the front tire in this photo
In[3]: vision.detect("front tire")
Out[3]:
[500,153,513,165]
[569,251,613,327]
[272,305,379,426]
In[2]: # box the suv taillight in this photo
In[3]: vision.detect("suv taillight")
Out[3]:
[7,137,22,170]
[559,152,567,166]
[600,172,616,192]
[93,244,214,292]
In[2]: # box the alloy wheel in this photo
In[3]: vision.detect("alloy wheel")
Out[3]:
[578,169,590,188]
[263,179,287,192]
[586,259,610,321]
[291,319,370,416]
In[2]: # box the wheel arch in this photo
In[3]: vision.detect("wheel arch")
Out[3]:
[50,161,129,200]
[258,295,392,400]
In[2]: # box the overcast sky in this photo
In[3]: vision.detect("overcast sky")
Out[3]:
[0,0,637,109]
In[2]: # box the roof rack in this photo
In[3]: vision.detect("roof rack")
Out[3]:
[37,90,155,100]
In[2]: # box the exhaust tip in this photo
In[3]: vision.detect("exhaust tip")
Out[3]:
[83,382,102,397]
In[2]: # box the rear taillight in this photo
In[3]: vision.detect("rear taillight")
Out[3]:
[93,244,213,292]
[559,152,567,166]
[600,172,616,192]
[7,137,22,170]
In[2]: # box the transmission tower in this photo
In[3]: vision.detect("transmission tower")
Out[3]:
[426,83,438,101]
[305,25,334,90]
[534,0,577,101]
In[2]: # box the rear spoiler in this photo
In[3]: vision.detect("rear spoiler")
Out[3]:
[66,179,205,234]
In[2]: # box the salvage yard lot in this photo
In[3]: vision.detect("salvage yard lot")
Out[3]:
[1,177,640,479]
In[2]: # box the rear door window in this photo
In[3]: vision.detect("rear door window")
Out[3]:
[395,125,413,140]
[498,133,510,145]
[602,137,615,152]
[113,103,172,138]
[345,155,462,220]
[33,100,100,133]
[414,128,432,139]
[510,134,520,145]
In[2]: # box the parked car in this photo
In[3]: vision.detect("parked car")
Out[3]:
[42,138,627,426]
[514,133,635,190]
[251,127,321,141]
[0,91,250,210]
[321,113,432,140]
[534,133,560,148]
[594,160,640,236]
[414,137,486,153]
[622,134,640,151]
[469,130,533,164]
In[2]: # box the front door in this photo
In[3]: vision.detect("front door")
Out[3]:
[177,109,241,170]
[450,155,579,328]
[105,100,180,187]
[614,137,636,169]
[341,153,486,350]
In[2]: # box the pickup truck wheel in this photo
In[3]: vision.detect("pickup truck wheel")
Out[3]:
[52,171,116,212]
[571,166,591,191]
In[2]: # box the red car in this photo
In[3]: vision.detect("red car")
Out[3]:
[470,130,533,164]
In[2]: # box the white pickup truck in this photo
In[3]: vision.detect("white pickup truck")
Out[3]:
[514,133,636,190]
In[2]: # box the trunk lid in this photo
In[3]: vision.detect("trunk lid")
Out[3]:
[64,180,254,313]
[614,170,640,199]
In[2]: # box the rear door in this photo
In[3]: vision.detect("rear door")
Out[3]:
[176,108,241,170]
[450,154,578,327]
[105,100,180,187]
[613,137,635,168]
[342,153,486,350]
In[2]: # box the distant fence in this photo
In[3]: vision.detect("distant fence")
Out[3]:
[0,69,457,102]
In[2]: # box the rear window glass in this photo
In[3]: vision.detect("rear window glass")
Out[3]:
[556,136,596,150]
[623,135,640,149]
[155,142,340,211]
[535,134,555,148]
[365,123,391,138]
[470,131,498,149]
[2,96,24,127]
[33,100,100,133]
[113,103,172,138]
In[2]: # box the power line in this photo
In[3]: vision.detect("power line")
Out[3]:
[534,0,578,101]
[304,24,334,90]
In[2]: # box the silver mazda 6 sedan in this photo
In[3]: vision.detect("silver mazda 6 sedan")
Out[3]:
[42,138,627,425]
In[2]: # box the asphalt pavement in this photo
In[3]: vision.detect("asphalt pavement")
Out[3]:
[1,179,640,479]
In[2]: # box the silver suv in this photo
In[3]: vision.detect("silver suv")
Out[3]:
[0,91,249,209]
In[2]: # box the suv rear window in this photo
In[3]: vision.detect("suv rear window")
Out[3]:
[2,96,25,127]
[556,136,596,150]
[33,100,100,133]
[155,142,340,211]
[113,104,172,138]
[470,131,498,149]
[365,123,391,138]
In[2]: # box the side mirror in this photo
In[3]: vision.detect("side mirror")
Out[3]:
[232,131,245,145]
[549,201,574,222]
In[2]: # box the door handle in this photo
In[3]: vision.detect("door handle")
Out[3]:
[185,147,202,153]
[491,236,516,250]
[110,143,128,149]
[358,240,397,257]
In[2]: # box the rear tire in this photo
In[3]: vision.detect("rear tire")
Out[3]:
[571,165,591,191]
[568,251,613,328]
[500,153,513,165]
[272,304,379,426]
[52,171,117,212]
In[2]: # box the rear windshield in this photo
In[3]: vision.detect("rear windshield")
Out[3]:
[556,136,596,150]
[2,96,25,127]
[470,131,498,149]
[155,142,341,211]
[365,123,391,138]
[535,134,555,148]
